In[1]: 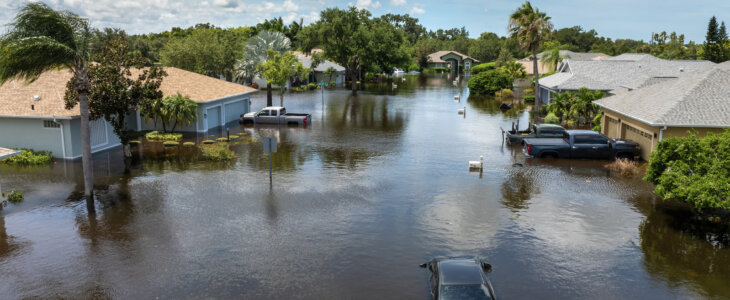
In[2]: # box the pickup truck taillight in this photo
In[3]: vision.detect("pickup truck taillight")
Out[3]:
[303,118,307,124]
[527,144,532,154]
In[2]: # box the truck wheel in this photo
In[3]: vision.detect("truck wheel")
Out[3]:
[542,153,557,159]
[616,153,633,161]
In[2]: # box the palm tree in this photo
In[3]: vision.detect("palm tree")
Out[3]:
[540,47,570,71]
[324,66,338,84]
[545,92,573,122]
[163,93,198,133]
[509,1,553,113]
[0,3,96,204]
[568,88,603,125]
[500,61,528,82]
[234,30,290,106]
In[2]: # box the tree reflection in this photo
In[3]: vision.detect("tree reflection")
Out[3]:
[638,200,730,298]
[500,168,538,211]
[468,94,529,117]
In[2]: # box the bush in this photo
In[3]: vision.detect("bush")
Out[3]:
[216,137,229,142]
[202,140,215,144]
[146,131,182,141]
[329,81,336,86]
[544,113,560,124]
[307,83,317,90]
[200,143,236,161]
[495,88,514,101]
[163,141,179,147]
[467,69,513,95]
[1,149,53,165]
[129,140,141,145]
[523,94,535,103]
[183,142,195,147]
[7,189,23,203]
[644,129,730,212]
[471,62,496,75]
[605,158,640,177]
[407,63,420,72]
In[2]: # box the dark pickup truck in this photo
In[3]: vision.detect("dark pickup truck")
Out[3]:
[523,130,640,160]
[505,123,566,145]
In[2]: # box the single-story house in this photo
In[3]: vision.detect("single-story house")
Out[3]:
[518,51,612,76]
[593,61,730,161]
[293,51,346,86]
[427,51,479,72]
[537,53,715,105]
[0,67,256,159]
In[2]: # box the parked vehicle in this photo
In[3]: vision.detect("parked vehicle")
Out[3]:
[240,106,311,126]
[419,257,497,300]
[523,130,640,160]
[505,123,566,145]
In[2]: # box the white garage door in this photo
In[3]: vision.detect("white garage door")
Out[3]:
[224,100,246,125]
[206,106,221,131]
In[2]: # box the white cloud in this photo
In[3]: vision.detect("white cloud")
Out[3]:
[389,0,406,6]
[410,3,425,15]
[349,0,381,10]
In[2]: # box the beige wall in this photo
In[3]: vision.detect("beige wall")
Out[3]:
[601,110,726,161]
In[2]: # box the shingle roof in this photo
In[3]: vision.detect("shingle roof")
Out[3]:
[593,61,730,127]
[540,54,715,92]
[529,50,612,61]
[292,51,345,72]
[427,51,479,63]
[0,67,256,118]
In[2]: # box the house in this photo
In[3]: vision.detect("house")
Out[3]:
[593,61,730,161]
[518,50,612,76]
[292,51,346,86]
[537,53,715,105]
[0,67,256,159]
[426,51,479,72]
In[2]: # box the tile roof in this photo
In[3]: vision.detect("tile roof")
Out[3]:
[0,67,256,118]
[427,51,479,63]
[593,61,730,127]
[540,54,715,92]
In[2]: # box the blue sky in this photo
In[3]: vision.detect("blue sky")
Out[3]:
[0,0,728,42]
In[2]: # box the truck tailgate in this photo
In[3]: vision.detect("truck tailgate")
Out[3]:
[523,138,566,145]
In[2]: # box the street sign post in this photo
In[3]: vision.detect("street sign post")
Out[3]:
[263,137,277,182]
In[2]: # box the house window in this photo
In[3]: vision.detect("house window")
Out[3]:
[43,120,60,128]
[465,61,471,69]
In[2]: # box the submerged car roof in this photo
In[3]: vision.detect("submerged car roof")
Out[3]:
[439,259,484,285]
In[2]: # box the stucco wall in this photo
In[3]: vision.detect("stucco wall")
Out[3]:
[67,118,122,159]
[137,95,250,133]
[0,118,67,158]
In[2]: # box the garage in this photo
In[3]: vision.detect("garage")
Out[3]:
[89,119,108,148]
[603,115,619,137]
[206,106,221,131]
[224,100,247,125]
[624,124,653,160]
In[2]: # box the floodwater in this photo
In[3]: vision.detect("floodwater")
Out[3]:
[1,75,729,299]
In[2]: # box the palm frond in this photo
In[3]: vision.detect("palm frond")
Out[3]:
[0,36,76,83]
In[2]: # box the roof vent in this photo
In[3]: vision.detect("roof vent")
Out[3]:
[33,95,40,101]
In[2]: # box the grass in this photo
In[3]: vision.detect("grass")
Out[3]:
[605,158,641,177]
[200,143,236,161]
[1,149,53,165]
[145,131,183,141]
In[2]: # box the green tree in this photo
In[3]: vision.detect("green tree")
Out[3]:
[162,93,197,133]
[68,38,165,158]
[540,46,570,71]
[324,66,338,83]
[644,129,730,212]
[159,28,241,78]
[467,69,513,95]
[509,1,553,112]
[258,50,310,106]
[234,30,291,106]
[0,3,96,202]
[500,61,527,82]
[468,32,502,62]
[567,88,603,124]
[545,92,572,122]
[719,21,729,61]
[495,47,515,67]
[703,16,722,63]
[378,13,426,45]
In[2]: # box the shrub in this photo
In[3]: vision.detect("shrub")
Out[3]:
[644,129,730,212]
[128,140,141,145]
[329,81,336,86]
[523,94,535,103]
[228,135,240,140]
[183,142,195,147]
[471,62,496,75]
[307,83,317,90]
[605,158,640,177]
[163,141,179,147]
[467,69,513,95]
[200,143,236,161]
[202,140,215,144]
[216,137,229,142]
[544,113,560,124]
[407,63,420,72]
[145,131,182,141]
[495,88,514,101]
[1,149,53,165]
[7,189,23,203]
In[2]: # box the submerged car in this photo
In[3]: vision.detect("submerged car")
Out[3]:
[420,257,497,300]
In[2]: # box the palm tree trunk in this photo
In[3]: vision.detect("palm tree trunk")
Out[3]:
[533,49,541,113]
[267,83,273,106]
[280,89,284,106]
[79,90,95,212]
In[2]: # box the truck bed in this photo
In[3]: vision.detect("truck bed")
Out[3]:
[523,138,567,146]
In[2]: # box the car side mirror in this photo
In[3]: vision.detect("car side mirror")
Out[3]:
[481,262,492,273]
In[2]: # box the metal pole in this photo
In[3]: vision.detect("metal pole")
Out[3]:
[269,145,272,183]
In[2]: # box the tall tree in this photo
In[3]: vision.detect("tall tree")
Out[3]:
[719,21,729,61]
[66,38,165,158]
[540,46,570,71]
[258,50,310,106]
[0,3,97,205]
[234,30,290,106]
[160,28,242,78]
[703,16,722,63]
[508,1,553,112]
[162,93,197,133]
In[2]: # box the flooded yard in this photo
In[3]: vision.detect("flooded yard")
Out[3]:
[1,75,728,299]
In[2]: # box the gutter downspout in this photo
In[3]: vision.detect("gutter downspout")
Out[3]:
[54,117,67,159]
[654,125,668,151]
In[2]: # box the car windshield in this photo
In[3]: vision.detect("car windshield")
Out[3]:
[440,284,491,300]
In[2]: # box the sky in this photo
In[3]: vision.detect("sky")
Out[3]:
[0,0,728,42]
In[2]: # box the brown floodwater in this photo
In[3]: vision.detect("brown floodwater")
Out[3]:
[0,74,728,299]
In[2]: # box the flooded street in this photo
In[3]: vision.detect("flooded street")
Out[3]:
[1,75,728,299]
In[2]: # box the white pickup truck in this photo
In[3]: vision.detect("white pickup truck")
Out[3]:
[239,106,312,126]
